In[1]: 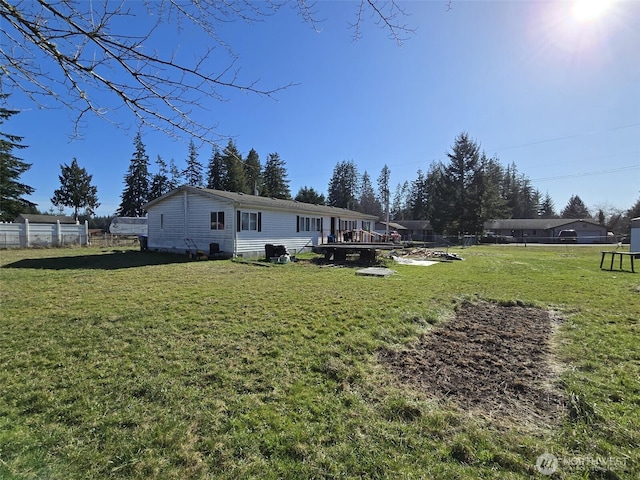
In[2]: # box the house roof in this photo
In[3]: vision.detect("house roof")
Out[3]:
[395,219,432,230]
[484,218,604,230]
[14,214,77,224]
[144,186,379,220]
[375,221,407,231]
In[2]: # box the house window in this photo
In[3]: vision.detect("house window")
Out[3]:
[340,219,357,231]
[160,213,164,229]
[362,221,371,231]
[238,211,261,232]
[210,211,225,230]
[297,216,322,232]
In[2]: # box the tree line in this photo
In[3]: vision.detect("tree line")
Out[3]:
[2,100,639,236]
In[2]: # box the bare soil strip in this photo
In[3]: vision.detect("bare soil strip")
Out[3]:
[379,302,566,423]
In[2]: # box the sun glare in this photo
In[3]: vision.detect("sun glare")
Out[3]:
[572,0,614,22]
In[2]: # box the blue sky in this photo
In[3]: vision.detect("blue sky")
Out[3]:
[5,0,640,217]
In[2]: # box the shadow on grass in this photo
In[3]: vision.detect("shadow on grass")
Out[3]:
[2,250,193,270]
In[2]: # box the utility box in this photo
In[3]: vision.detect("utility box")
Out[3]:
[631,217,640,252]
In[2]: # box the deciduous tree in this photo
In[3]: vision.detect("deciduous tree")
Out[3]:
[1,1,414,141]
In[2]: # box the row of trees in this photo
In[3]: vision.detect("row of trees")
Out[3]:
[2,101,639,235]
[116,133,294,217]
[323,133,640,236]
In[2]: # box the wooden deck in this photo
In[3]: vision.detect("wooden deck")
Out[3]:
[313,243,400,262]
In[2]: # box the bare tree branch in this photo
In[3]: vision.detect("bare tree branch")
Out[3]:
[0,0,416,143]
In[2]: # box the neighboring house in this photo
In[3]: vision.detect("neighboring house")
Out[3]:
[14,214,77,224]
[483,218,610,244]
[374,221,407,240]
[394,220,434,243]
[143,186,379,257]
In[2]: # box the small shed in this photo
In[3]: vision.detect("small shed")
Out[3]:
[631,217,640,252]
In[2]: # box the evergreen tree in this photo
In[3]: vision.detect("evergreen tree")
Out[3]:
[51,158,99,219]
[295,186,326,205]
[480,156,509,221]
[408,169,429,220]
[262,152,291,199]
[538,191,557,218]
[206,147,225,190]
[424,164,448,233]
[221,139,248,193]
[358,171,382,216]
[167,158,182,191]
[377,165,391,221]
[327,160,359,209]
[391,181,410,220]
[440,132,484,235]
[118,132,150,217]
[244,148,263,195]
[0,97,34,221]
[560,195,590,218]
[183,140,203,187]
[149,155,170,200]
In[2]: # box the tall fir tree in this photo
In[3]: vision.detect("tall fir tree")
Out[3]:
[118,131,150,217]
[295,186,326,205]
[149,155,170,200]
[183,140,203,187]
[0,96,34,221]
[51,158,99,219]
[377,165,391,220]
[262,152,291,199]
[408,169,429,220]
[244,148,262,195]
[222,139,248,193]
[358,171,382,216]
[561,195,590,218]
[391,181,410,220]
[479,156,509,221]
[206,147,225,190]
[167,158,182,191]
[424,164,448,233]
[327,160,359,209]
[440,133,484,235]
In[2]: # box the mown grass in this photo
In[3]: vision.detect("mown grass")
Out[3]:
[0,245,638,479]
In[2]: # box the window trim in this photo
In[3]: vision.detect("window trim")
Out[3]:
[210,211,225,230]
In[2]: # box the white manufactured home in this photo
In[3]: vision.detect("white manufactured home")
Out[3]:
[143,186,379,258]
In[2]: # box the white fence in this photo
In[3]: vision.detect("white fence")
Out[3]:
[0,219,90,248]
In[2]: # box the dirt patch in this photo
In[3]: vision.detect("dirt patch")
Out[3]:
[379,301,566,424]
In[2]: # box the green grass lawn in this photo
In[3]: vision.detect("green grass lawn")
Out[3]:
[0,245,638,479]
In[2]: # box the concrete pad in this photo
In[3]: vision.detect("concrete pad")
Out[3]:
[355,267,396,277]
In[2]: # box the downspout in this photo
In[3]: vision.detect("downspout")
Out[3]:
[183,189,188,240]
[233,202,239,258]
